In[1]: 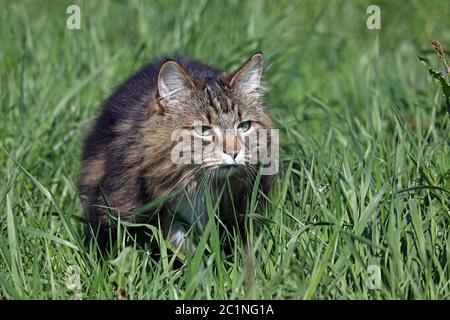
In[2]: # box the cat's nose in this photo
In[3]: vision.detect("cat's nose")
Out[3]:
[223,150,238,165]
[226,149,238,159]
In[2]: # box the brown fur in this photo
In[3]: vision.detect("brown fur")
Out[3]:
[78,53,275,250]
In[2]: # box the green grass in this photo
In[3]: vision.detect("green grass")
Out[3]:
[1,0,449,299]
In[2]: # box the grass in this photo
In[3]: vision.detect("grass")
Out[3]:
[0,0,449,299]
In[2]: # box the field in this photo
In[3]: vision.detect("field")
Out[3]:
[0,0,449,299]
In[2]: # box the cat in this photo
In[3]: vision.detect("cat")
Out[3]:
[78,53,276,252]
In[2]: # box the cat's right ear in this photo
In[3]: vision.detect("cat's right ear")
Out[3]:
[224,52,263,94]
[157,60,195,108]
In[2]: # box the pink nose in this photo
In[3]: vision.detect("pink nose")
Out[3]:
[223,135,238,159]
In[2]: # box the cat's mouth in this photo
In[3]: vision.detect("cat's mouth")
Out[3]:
[213,164,240,177]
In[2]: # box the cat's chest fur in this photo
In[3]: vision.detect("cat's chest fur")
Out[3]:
[167,176,249,228]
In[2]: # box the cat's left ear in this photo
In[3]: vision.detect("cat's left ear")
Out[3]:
[157,60,195,106]
[226,52,263,94]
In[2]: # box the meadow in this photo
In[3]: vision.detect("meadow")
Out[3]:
[0,0,449,299]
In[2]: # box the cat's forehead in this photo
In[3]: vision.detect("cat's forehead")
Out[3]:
[215,112,237,129]
[203,85,240,126]
[189,84,263,127]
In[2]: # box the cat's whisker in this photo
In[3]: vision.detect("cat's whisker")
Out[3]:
[203,160,224,168]
[204,163,222,168]
[241,166,257,184]
[190,168,213,216]
[163,165,201,196]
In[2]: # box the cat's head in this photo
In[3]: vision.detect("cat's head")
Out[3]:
[144,53,275,194]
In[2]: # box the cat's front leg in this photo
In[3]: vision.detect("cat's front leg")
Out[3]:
[164,220,196,254]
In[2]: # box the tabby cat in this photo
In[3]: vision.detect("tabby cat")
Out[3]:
[78,53,276,251]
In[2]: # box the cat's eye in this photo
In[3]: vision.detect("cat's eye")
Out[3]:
[237,121,251,132]
[194,125,212,136]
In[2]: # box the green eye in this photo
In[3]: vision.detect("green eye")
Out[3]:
[237,121,251,132]
[194,125,212,136]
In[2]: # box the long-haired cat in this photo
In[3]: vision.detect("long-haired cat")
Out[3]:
[78,53,276,252]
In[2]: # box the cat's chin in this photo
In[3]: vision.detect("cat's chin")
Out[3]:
[213,164,240,178]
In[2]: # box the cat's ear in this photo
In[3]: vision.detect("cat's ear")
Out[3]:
[157,60,195,106]
[226,52,263,93]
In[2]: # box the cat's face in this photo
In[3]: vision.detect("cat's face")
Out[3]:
[144,53,273,195]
